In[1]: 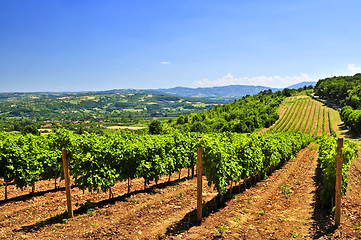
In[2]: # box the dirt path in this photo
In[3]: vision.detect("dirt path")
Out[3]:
[166,144,319,239]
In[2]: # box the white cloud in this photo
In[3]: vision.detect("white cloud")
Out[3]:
[160,61,171,65]
[348,64,361,73]
[195,73,313,88]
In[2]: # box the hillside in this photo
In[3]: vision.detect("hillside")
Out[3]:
[0,92,216,119]
[0,91,217,132]
[171,89,285,133]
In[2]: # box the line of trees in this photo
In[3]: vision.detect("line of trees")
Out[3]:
[314,73,361,134]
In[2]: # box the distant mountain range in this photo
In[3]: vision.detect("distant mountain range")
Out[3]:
[142,81,316,102]
[286,81,317,89]
[1,81,317,103]
[143,85,278,102]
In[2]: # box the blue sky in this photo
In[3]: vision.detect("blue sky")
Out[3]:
[1,0,361,92]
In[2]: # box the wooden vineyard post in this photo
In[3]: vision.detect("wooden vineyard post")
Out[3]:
[335,138,343,227]
[197,143,203,223]
[62,149,74,218]
[5,180,8,200]
[128,178,131,194]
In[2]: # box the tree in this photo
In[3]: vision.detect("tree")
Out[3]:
[148,120,163,134]
[176,115,185,124]
[22,125,40,136]
[190,122,208,133]
[282,88,292,97]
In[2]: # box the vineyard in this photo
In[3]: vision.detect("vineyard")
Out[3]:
[1,94,361,239]
[268,95,339,136]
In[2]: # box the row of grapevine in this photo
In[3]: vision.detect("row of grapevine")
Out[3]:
[70,131,197,193]
[1,129,315,200]
[0,130,198,198]
[200,132,313,195]
[340,106,361,133]
[0,132,62,194]
[317,135,358,207]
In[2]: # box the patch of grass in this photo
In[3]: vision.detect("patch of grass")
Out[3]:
[28,200,34,210]
[290,229,302,238]
[90,222,99,227]
[281,183,291,198]
[241,208,249,213]
[296,180,302,185]
[247,196,257,203]
[175,191,183,199]
[257,209,266,215]
[215,225,227,237]
[62,218,68,224]
[233,215,242,222]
